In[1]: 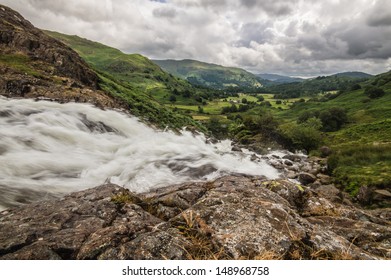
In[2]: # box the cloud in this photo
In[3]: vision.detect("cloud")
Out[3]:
[367,0,391,27]
[153,7,177,18]
[0,0,390,76]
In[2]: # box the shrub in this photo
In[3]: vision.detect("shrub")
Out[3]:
[364,86,385,99]
[206,117,228,139]
[319,107,348,132]
[169,95,177,102]
[280,121,323,152]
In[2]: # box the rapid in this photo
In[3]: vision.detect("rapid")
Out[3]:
[0,97,280,210]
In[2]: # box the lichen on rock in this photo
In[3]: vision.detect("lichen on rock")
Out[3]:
[1,175,390,260]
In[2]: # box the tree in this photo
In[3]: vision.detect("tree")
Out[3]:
[241,98,248,104]
[351,84,361,90]
[280,121,322,152]
[169,95,176,102]
[319,107,348,132]
[365,86,385,99]
[206,117,228,139]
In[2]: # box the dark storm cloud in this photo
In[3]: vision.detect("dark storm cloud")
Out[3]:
[341,26,391,59]
[367,0,391,27]
[368,15,391,27]
[240,0,297,16]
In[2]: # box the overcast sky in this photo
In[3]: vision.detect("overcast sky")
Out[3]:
[2,0,391,77]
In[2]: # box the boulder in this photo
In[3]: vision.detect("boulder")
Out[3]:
[298,173,317,185]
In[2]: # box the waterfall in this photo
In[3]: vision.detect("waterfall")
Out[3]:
[0,97,280,209]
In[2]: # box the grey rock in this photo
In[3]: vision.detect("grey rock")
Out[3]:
[298,173,317,185]
[1,176,390,260]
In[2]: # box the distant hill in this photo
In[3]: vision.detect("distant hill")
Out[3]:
[332,71,373,79]
[256,73,304,84]
[267,72,373,98]
[153,59,262,89]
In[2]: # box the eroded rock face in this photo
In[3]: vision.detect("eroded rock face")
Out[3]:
[0,176,390,260]
[0,5,97,88]
[0,4,124,110]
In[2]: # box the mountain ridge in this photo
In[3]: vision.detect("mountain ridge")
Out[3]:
[153,58,263,89]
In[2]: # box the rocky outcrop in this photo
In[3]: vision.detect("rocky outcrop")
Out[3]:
[0,4,97,87]
[0,4,123,109]
[1,175,390,260]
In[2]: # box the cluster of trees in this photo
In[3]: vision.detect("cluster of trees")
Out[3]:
[298,107,348,132]
[266,76,369,99]
[221,104,251,114]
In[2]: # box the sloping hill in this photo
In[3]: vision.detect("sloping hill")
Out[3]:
[153,59,263,89]
[257,73,304,84]
[332,71,373,79]
[45,31,210,105]
[268,73,372,98]
[278,72,391,196]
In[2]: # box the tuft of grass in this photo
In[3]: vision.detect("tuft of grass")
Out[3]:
[175,210,228,260]
[328,143,391,195]
[0,53,43,77]
[111,192,139,205]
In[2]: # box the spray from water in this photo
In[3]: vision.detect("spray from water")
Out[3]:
[0,97,280,209]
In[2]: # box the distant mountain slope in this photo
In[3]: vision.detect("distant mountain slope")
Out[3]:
[267,72,372,98]
[332,71,373,79]
[153,59,262,89]
[257,73,304,84]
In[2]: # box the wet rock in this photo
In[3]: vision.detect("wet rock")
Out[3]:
[284,159,293,166]
[231,146,242,152]
[283,154,303,162]
[250,154,259,161]
[298,173,317,185]
[287,171,297,179]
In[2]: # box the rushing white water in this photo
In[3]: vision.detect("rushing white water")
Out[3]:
[0,97,280,209]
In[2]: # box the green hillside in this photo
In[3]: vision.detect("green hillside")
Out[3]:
[153,59,263,90]
[277,71,391,197]
[45,31,214,106]
[45,31,204,130]
[267,74,372,99]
